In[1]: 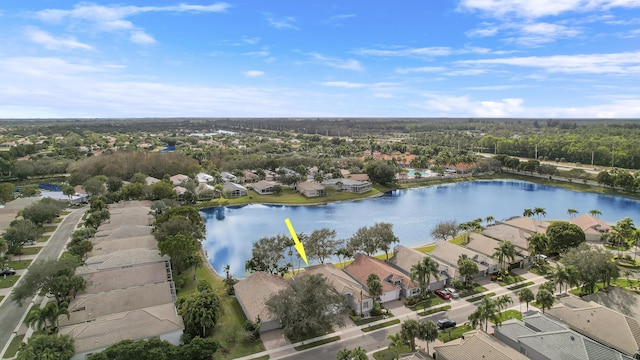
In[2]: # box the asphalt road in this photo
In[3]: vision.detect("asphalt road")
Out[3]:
[0,206,87,350]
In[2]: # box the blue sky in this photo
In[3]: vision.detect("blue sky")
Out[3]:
[1,1,640,118]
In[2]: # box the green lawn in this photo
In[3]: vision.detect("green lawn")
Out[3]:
[459,284,487,298]
[373,344,411,360]
[415,244,435,253]
[294,336,340,351]
[42,225,58,233]
[362,319,401,333]
[37,235,50,243]
[8,260,32,270]
[507,281,534,291]
[352,312,395,326]
[0,296,4,303]
[418,305,451,317]
[467,292,496,303]
[20,247,42,256]
[438,324,474,343]
[2,334,24,358]
[177,254,266,360]
[0,275,20,289]
[491,310,523,323]
[448,234,467,245]
[498,274,526,286]
[409,296,445,311]
[373,345,411,360]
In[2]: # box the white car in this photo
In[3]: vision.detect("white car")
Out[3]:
[444,287,459,299]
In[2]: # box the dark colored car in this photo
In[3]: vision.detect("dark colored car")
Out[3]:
[0,268,16,276]
[434,288,451,300]
[437,319,456,330]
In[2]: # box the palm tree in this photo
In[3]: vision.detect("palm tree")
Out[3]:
[493,241,517,273]
[536,289,555,314]
[528,233,549,261]
[518,287,534,312]
[485,216,495,226]
[419,320,439,354]
[458,254,479,288]
[554,266,571,293]
[589,209,602,218]
[42,301,70,333]
[334,246,353,269]
[410,257,440,296]
[401,319,421,351]
[469,297,501,333]
[224,264,231,281]
[567,208,578,219]
[25,306,49,332]
[533,207,547,220]
[523,208,534,218]
[497,294,513,312]
[367,273,383,304]
[336,348,352,360]
[387,332,406,360]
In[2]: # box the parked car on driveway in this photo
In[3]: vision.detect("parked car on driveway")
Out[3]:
[434,288,451,300]
[445,287,459,299]
[0,268,16,276]
[437,319,456,330]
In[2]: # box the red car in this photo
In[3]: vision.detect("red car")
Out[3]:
[434,288,451,300]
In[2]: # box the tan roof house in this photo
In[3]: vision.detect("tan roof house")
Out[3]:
[82,262,169,293]
[434,330,528,360]
[297,181,325,197]
[466,233,526,270]
[222,182,248,198]
[344,254,420,302]
[501,216,550,234]
[387,245,447,291]
[251,180,277,195]
[571,213,611,242]
[482,224,532,254]
[169,174,189,186]
[322,178,372,193]
[302,263,373,316]
[545,297,640,357]
[233,272,288,332]
[430,240,496,279]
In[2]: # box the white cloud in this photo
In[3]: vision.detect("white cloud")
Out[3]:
[467,26,500,37]
[130,30,156,45]
[307,53,364,71]
[322,81,366,88]
[458,0,640,19]
[243,70,264,77]
[25,27,93,50]
[458,51,640,74]
[33,3,230,44]
[326,14,356,24]
[509,22,581,46]
[356,46,493,58]
[395,66,447,74]
[242,37,260,44]
[265,15,298,30]
[419,94,524,116]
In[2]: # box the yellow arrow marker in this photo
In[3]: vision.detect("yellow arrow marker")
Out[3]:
[285,218,308,266]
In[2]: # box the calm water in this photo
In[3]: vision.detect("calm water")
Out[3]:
[202,180,640,278]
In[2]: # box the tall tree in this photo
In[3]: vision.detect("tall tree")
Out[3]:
[306,228,343,264]
[536,289,555,314]
[431,220,459,241]
[496,294,513,312]
[468,297,500,333]
[518,287,534,312]
[400,319,421,351]
[17,334,75,360]
[567,208,578,219]
[179,281,222,338]
[158,234,200,274]
[523,209,534,218]
[419,320,439,354]
[528,233,550,261]
[457,254,479,288]
[410,256,440,296]
[367,273,383,303]
[589,209,602,218]
[245,234,289,275]
[266,273,348,341]
[3,219,43,255]
[386,332,406,360]
[546,222,586,254]
[493,241,517,272]
[533,207,547,220]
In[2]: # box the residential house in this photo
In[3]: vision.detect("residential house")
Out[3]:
[482,222,538,267]
[222,182,248,198]
[144,176,161,186]
[387,245,447,291]
[466,233,526,270]
[233,272,288,332]
[252,180,277,195]
[302,263,373,316]
[263,170,277,182]
[545,297,640,358]
[169,174,189,186]
[297,181,325,197]
[220,171,237,182]
[429,240,497,280]
[571,213,611,242]
[434,330,528,360]
[242,170,259,183]
[196,172,214,184]
[343,254,420,301]
[322,178,372,193]
[495,313,634,360]
[501,216,550,235]
[195,183,217,200]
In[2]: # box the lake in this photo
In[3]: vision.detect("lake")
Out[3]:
[201,179,640,278]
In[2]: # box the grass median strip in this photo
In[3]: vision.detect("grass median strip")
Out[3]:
[418,305,451,317]
[467,292,496,303]
[508,281,534,290]
[362,319,401,332]
[3,334,25,358]
[294,336,340,351]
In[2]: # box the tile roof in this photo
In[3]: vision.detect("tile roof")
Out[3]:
[434,330,528,360]
[571,214,611,236]
[90,235,157,256]
[233,272,288,323]
[82,262,169,293]
[78,248,168,273]
[466,233,526,261]
[482,224,530,251]
[430,240,492,273]
[300,263,371,303]
[344,254,418,292]
[501,216,550,233]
